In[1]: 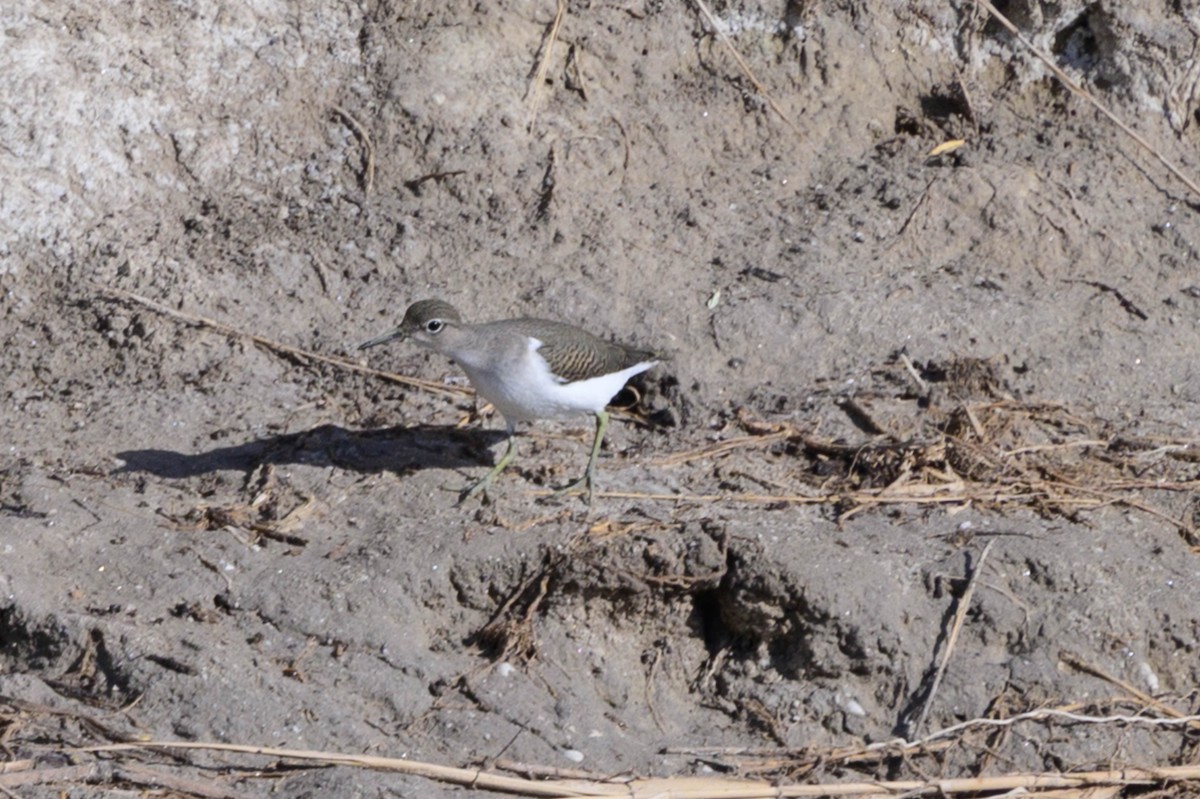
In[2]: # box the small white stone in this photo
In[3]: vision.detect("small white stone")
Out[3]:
[842,697,867,717]
[1136,661,1160,693]
[561,749,585,763]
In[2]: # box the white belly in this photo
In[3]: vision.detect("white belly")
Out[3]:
[457,338,656,423]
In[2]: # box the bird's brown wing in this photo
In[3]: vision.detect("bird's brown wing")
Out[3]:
[507,318,656,383]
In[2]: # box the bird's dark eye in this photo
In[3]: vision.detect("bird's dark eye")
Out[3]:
[426,319,444,334]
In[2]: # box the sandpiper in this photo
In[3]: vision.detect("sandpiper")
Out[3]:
[359,299,658,503]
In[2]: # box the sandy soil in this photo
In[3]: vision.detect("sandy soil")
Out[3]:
[3,1,1200,796]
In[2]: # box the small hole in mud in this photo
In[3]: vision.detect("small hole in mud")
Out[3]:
[1053,6,1102,76]
[919,85,970,121]
[690,588,728,654]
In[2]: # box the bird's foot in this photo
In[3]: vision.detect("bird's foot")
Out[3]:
[551,472,595,505]
[448,433,516,506]
[447,475,494,506]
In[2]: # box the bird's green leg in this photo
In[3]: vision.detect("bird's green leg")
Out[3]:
[554,410,608,504]
[457,425,517,504]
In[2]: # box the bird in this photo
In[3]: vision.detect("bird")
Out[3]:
[358,299,659,504]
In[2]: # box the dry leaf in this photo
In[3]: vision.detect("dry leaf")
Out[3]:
[929,139,966,156]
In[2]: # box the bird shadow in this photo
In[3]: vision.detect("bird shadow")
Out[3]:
[114,423,509,480]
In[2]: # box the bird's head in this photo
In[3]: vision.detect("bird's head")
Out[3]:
[358,298,463,351]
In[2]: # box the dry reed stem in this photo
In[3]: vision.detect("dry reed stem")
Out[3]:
[13,699,1195,797]
[663,740,958,773]
[910,539,996,738]
[526,0,567,131]
[0,765,100,791]
[89,282,468,400]
[1060,653,1198,726]
[576,486,1100,508]
[1001,440,1110,458]
[653,428,796,467]
[76,740,1200,798]
[1040,480,1198,540]
[690,0,799,133]
[540,489,826,504]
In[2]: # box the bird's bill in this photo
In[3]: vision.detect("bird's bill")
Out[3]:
[357,327,406,350]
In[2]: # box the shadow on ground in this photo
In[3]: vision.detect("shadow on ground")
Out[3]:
[115,423,509,479]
